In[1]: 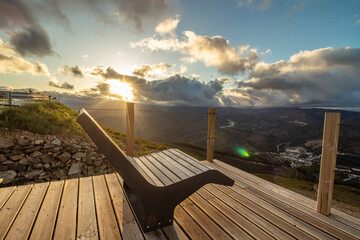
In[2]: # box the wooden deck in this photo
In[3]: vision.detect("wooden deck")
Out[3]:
[0,149,359,240]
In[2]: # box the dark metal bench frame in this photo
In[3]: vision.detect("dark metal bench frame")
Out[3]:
[77,109,234,232]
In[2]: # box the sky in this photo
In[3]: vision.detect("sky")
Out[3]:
[0,0,359,108]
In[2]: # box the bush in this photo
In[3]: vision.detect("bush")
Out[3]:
[0,102,84,136]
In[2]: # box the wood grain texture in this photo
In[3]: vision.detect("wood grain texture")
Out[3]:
[30,181,64,240]
[77,177,98,240]
[0,186,16,210]
[317,112,341,215]
[0,185,32,239]
[6,183,48,240]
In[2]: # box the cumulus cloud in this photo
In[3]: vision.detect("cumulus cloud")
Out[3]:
[155,15,180,37]
[131,17,259,75]
[60,65,84,78]
[236,47,360,106]
[0,38,50,75]
[132,63,171,77]
[217,77,233,84]
[49,79,74,90]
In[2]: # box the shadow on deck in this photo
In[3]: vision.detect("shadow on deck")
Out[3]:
[0,149,359,239]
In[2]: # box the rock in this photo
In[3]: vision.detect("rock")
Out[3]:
[0,165,9,171]
[25,146,42,153]
[72,152,86,159]
[18,139,32,146]
[52,147,61,153]
[10,154,25,161]
[0,137,14,148]
[52,169,67,179]
[2,160,14,165]
[41,155,54,163]
[58,152,71,163]
[24,169,42,178]
[19,158,31,165]
[31,151,43,158]
[43,163,50,169]
[0,155,7,162]
[96,165,107,174]
[9,165,26,171]
[0,170,17,184]
[34,139,44,145]
[29,158,41,165]
[33,163,43,169]
[51,139,62,146]
[43,144,54,149]
[68,162,81,175]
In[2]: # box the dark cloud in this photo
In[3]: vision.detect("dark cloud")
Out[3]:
[132,63,171,77]
[49,80,74,90]
[60,65,84,78]
[235,47,360,107]
[91,67,147,86]
[9,25,53,57]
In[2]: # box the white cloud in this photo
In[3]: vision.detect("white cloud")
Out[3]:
[131,18,259,75]
[238,0,271,12]
[156,15,180,37]
[0,38,49,76]
[180,65,187,74]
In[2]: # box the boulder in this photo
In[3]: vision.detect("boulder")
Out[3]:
[24,169,42,178]
[0,137,14,148]
[58,152,71,163]
[0,170,17,184]
[51,139,62,146]
[68,162,81,175]
[10,154,25,161]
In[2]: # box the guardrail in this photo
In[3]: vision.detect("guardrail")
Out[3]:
[0,91,58,106]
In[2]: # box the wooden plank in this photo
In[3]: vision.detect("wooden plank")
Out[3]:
[105,174,144,240]
[53,179,79,240]
[189,193,253,240]
[174,206,211,240]
[206,107,216,162]
[5,183,48,240]
[162,150,203,175]
[195,190,273,240]
[151,152,189,180]
[162,222,189,240]
[170,149,209,172]
[0,186,15,210]
[77,177,98,240]
[212,184,316,240]
[131,157,164,186]
[144,155,181,183]
[203,184,296,240]
[180,198,232,240]
[30,181,64,240]
[114,174,170,240]
[210,160,360,239]
[317,112,341,215]
[0,184,31,239]
[206,162,335,239]
[138,156,173,186]
[126,102,135,156]
[93,175,122,240]
[210,160,360,231]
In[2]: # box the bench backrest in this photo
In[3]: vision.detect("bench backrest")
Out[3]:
[77,109,153,192]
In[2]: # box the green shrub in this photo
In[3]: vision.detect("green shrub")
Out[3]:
[0,102,84,136]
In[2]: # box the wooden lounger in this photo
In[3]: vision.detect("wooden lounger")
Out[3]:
[77,109,234,232]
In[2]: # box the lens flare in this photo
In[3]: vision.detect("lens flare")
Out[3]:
[236,147,250,157]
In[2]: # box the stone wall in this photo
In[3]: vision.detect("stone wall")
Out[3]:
[0,128,115,187]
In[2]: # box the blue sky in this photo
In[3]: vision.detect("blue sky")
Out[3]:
[0,0,359,107]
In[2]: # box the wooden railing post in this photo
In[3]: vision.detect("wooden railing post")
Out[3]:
[126,102,135,157]
[206,108,216,162]
[316,112,341,215]
[8,91,12,106]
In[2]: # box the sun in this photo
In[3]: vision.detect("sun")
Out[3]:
[108,80,134,101]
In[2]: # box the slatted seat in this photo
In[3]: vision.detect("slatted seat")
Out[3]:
[77,109,234,232]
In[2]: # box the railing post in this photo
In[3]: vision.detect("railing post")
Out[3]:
[126,102,135,157]
[316,112,341,215]
[8,91,12,106]
[206,108,216,162]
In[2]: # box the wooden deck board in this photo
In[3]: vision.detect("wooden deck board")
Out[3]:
[1,148,359,240]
